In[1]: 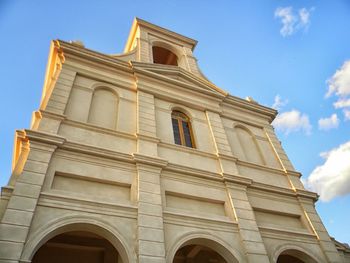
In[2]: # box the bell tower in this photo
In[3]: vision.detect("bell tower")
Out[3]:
[124,18,202,76]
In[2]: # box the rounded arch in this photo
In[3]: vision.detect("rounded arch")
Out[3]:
[88,84,119,130]
[167,231,245,263]
[169,105,195,120]
[232,123,265,165]
[272,243,325,263]
[21,215,135,263]
[151,40,182,60]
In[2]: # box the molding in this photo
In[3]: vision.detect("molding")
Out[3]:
[223,174,252,186]
[236,159,286,175]
[132,153,168,167]
[165,163,223,182]
[158,141,217,159]
[217,153,238,162]
[39,192,137,219]
[61,141,134,163]
[223,95,277,122]
[136,133,160,143]
[24,129,66,146]
[40,110,67,121]
[163,210,237,233]
[62,119,137,140]
[295,189,319,201]
[249,181,296,197]
[259,226,318,243]
[57,40,132,73]
[132,66,225,100]
[131,61,226,97]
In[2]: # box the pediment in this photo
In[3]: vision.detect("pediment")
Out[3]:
[130,62,227,98]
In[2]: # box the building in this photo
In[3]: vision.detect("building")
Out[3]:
[0,18,349,263]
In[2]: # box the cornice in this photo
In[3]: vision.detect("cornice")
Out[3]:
[61,141,134,164]
[158,142,218,159]
[223,95,277,123]
[24,129,66,146]
[259,226,317,242]
[56,40,132,73]
[249,181,296,197]
[165,163,223,182]
[236,159,286,175]
[132,153,168,168]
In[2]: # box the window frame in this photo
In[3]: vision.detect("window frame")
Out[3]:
[171,110,195,148]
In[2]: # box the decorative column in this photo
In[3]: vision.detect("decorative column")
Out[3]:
[0,130,65,262]
[226,183,270,263]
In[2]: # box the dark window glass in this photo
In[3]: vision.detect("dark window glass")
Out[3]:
[172,118,181,145]
[171,111,195,148]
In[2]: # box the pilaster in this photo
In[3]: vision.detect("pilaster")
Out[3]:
[0,131,64,262]
[226,184,270,263]
[298,197,342,263]
[206,111,239,176]
[137,90,158,156]
[134,156,168,263]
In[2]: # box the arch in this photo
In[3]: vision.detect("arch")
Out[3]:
[167,231,245,263]
[88,86,119,129]
[151,40,181,66]
[21,215,135,263]
[233,124,265,165]
[272,243,325,263]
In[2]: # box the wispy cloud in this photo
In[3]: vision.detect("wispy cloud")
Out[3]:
[304,141,350,202]
[273,109,312,135]
[272,95,288,111]
[318,113,339,131]
[274,6,314,37]
[326,60,350,120]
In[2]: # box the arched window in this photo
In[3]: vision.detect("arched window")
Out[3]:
[152,46,178,66]
[171,111,195,148]
[88,88,118,129]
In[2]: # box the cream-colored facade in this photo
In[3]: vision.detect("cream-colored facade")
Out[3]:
[0,18,349,263]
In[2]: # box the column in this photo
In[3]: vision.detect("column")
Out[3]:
[227,184,270,263]
[0,130,64,263]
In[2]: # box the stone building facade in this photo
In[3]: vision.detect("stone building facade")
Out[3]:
[0,18,349,263]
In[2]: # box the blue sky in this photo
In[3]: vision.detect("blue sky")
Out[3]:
[0,1,349,244]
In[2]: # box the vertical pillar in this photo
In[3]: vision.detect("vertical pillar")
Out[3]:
[136,90,158,156]
[298,197,342,263]
[205,111,238,176]
[0,130,64,263]
[227,184,270,263]
[135,161,167,263]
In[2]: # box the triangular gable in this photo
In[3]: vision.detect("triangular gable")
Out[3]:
[130,62,227,98]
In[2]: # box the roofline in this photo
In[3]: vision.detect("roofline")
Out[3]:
[124,17,198,53]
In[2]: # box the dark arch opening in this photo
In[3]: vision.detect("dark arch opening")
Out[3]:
[174,244,227,263]
[32,231,121,263]
[152,46,178,66]
[277,249,318,263]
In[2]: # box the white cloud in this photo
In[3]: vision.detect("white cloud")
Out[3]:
[272,95,288,111]
[318,113,339,131]
[304,141,350,201]
[344,109,350,121]
[273,109,312,135]
[274,6,313,37]
[333,98,350,109]
[326,60,350,98]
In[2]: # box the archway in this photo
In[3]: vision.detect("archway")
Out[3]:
[276,249,318,263]
[170,236,240,263]
[32,230,122,263]
[174,244,227,263]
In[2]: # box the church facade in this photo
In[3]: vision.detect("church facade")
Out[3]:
[0,18,349,263]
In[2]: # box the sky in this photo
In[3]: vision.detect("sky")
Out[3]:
[0,0,349,244]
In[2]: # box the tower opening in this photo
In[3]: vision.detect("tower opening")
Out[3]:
[152,46,178,66]
[32,231,122,263]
